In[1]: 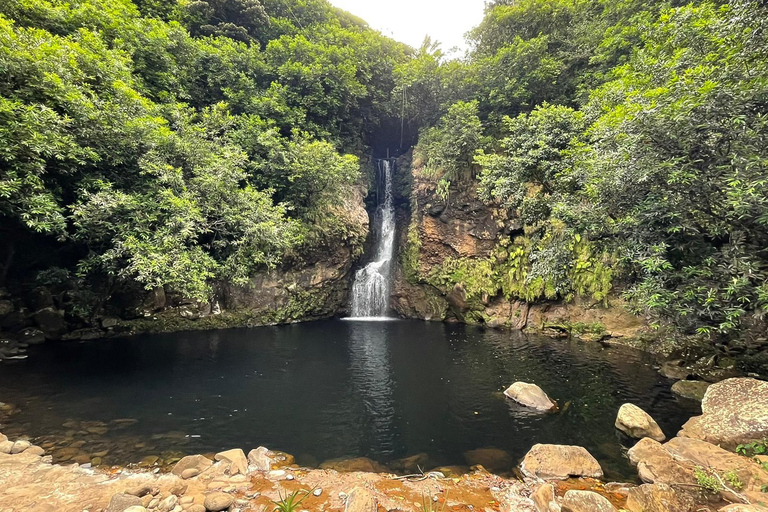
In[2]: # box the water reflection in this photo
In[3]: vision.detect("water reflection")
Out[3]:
[0,320,699,480]
[346,320,396,458]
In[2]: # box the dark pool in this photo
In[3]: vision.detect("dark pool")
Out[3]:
[0,319,699,480]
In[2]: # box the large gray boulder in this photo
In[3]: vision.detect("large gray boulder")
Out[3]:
[615,403,666,442]
[520,444,603,480]
[503,382,557,412]
[679,378,768,449]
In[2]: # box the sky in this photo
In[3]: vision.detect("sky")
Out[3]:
[329,0,488,55]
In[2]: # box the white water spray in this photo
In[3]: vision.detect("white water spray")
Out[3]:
[350,159,396,318]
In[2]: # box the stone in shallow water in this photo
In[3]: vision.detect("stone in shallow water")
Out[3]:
[561,490,616,512]
[615,403,666,442]
[463,447,513,473]
[319,456,389,473]
[520,444,603,480]
[670,380,709,401]
[503,382,557,412]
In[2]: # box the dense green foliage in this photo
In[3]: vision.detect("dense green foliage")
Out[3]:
[0,0,407,302]
[405,0,768,344]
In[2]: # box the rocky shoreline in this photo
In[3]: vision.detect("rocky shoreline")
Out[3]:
[1,378,766,511]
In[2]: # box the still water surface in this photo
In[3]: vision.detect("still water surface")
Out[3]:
[0,319,699,480]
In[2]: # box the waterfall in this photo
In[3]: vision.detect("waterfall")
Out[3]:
[350,159,396,318]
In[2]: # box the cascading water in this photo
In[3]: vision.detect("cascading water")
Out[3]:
[350,159,396,318]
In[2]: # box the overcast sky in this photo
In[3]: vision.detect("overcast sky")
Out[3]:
[329,0,487,55]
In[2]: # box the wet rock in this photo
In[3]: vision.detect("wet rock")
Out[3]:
[671,380,710,401]
[203,491,234,512]
[389,452,432,473]
[532,483,560,512]
[33,307,68,340]
[19,328,45,345]
[214,448,247,475]
[679,377,768,449]
[615,403,666,442]
[624,483,694,512]
[561,490,616,512]
[320,456,389,473]
[429,465,470,477]
[172,454,213,477]
[11,440,30,454]
[503,382,557,412]
[102,317,120,328]
[106,493,142,512]
[0,300,14,317]
[520,444,603,480]
[463,447,513,473]
[62,327,104,341]
[344,487,376,512]
[659,360,693,380]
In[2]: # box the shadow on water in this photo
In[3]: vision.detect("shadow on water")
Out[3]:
[0,319,699,480]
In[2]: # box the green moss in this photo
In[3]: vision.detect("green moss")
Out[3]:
[425,233,615,305]
[401,215,423,284]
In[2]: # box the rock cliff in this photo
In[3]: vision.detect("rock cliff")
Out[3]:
[392,152,646,340]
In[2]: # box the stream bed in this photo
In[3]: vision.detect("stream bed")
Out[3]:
[0,319,699,480]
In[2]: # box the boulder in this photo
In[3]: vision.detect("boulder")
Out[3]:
[203,491,234,512]
[320,456,389,473]
[463,447,513,473]
[171,454,212,478]
[10,440,30,454]
[247,446,294,471]
[626,438,695,485]
[0,300,13,317]
[214,448,247,475]
[671,380,710,401]
[0,440,13,454]
[679,378,768,449]
[344,487,376,512]
[561,490,616,512]
[503,382,557,412]
[105,493,142,512]
[123,507,148,512]
[520,444,603,480]
[532,483,560,512]
[33,307,67,340]
[615,403,666,442]
[624,484,695,512]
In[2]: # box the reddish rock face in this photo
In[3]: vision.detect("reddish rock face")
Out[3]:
[679,378,768,450]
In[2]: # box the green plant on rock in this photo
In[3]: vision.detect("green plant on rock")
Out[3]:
[694,466,721,494]
[271,487,315,512]
[736,440,768,457]
[724,470,744,491]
